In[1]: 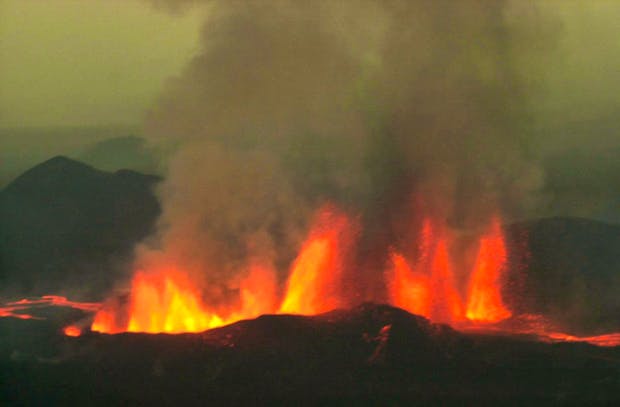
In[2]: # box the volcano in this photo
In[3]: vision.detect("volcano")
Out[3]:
[2,158,620,404]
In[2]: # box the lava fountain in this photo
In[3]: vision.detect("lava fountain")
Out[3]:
[387,217,511,325]
[91,205,354,334]
[91,265,280,334]
[3,205,619,347]
[465,217,512,322]
[279,206,355,315]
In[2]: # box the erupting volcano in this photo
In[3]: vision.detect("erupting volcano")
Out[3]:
[2,205,619,348]
[91,205,512,335]
[29,204,602,348]
[3,1,620,403]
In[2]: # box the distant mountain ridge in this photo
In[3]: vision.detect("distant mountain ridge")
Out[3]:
[0,156,160,299]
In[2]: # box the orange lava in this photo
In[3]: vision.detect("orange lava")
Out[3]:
[63,325,82,337]
[460,314,620,347]
[92,269,232,334]
[0,295,101,320]
[0,304,39,320]
[430,238,464,322]
[465,217,512,322]
[126,270,226,333]
[279,206,353,315]
[388,217,510,324]
[387,220,465,323]
[236,262,278,319]
[387,251,430,317]
[92,205,355,334]
[91,308,118,333]
[543,332,620,347]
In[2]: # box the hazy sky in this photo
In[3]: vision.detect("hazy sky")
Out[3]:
[1,0,619,131]
[0,0,620,131]
[0,0,619,222]
[0,0,204,127]
[537,1,620,125]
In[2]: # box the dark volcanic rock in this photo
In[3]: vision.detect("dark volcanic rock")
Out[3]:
[1,303,619,405]
[0,156,160,299]
[506,217,620,334]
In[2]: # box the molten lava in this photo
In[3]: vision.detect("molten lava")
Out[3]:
[387,251,430,317]
[543,332,620,347]
[91,205,355,333]
[126,270,225,333]
[388,217,511,324]
[91,308,117,333]
[430,238,464,322]
[92,269,234,334]
[388,220,465,323]
[63,325,82,337]
[0,295,100,320]
[465,217,512,322]
[279,206,353,315]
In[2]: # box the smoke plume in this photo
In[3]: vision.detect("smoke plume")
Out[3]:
[138,0,551,304]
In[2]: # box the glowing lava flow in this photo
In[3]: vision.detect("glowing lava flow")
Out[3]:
[63,325,82,337]
[0,295,101,320]
[459,314,620,347]
[543,332,620,347]
[0,303,40,320]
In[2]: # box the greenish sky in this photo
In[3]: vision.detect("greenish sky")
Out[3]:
[0,0,204,127]
[0,0,619,221]
[538,1,620,122]
[1,1,619,131]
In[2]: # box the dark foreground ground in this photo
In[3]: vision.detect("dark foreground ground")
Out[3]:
[1,303,619,406]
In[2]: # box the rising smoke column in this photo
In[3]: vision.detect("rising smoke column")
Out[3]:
[137,0,550,307]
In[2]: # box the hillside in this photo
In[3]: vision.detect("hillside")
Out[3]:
[1,303,619,404]
[0,156,160,299]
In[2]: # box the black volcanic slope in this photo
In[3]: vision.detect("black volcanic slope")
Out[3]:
[1,303,619,405]
[0,156,160,299]
[506,218,620,334]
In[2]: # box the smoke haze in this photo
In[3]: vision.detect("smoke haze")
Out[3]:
[132,0,555,303]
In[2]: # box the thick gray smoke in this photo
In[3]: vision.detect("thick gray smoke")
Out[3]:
[139,0,551,303]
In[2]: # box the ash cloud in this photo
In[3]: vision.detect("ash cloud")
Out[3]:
[139,1,552,302]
